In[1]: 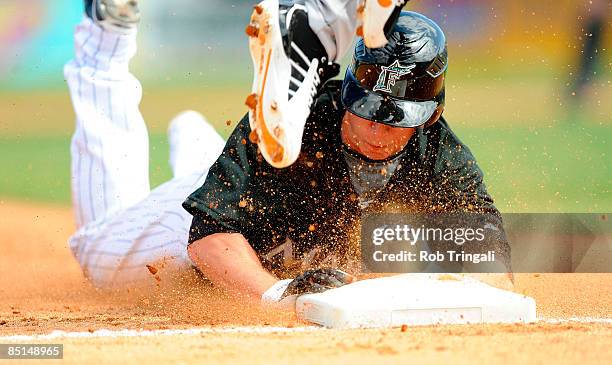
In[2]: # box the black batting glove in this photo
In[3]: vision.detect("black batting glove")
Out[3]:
[281,268,355,299]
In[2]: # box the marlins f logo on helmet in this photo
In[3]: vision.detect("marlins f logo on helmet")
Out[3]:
[373,60,415,93]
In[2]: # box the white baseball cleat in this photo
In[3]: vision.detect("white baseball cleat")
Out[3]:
[86,0,140,33]
[245,0,339,168]
[358,0,407,48]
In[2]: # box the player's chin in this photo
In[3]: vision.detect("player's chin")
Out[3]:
[359,144,395,160]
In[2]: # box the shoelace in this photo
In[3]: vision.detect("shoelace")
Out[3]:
[305,66,321,110]
[288,42,321,108]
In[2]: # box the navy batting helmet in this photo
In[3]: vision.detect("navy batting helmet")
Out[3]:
[341,11,447,128]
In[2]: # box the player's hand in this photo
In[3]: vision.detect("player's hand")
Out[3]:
[261,268,355,310]
[281,268,356,299]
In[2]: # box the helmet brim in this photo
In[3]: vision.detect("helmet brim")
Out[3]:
[341,69,440,128]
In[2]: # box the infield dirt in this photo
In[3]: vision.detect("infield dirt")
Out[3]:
[0,200,610,364]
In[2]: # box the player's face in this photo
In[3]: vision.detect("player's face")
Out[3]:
[341,111,415,160]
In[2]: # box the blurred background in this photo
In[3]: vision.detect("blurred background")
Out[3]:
[0,0,610,212]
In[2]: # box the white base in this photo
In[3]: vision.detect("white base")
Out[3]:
[296,274,536,329]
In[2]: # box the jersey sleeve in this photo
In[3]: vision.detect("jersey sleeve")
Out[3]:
[430,124,495,212]
[429,124,512,273]
[182,114,276,247]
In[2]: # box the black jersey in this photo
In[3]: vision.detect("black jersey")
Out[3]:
[183,80,510,276]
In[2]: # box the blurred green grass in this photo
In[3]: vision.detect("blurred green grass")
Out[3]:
[0,134,174,204]
[0,122,609,212]
[0,76,610,212]
[458,125,611,212]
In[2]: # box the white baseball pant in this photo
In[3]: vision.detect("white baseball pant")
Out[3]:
[64,2,360,289]
[305,0,359,62]
[64,18,225,289]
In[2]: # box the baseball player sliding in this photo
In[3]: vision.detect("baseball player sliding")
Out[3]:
[66,0,512,310]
